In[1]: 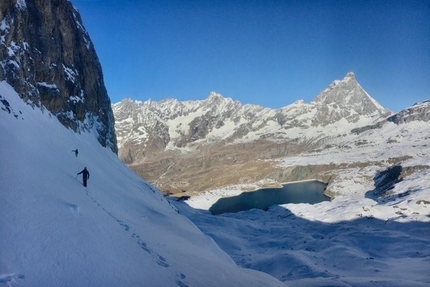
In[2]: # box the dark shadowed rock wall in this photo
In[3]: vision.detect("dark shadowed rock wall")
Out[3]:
[0,0,117,153]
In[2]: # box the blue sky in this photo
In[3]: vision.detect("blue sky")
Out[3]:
[71,0,429,112]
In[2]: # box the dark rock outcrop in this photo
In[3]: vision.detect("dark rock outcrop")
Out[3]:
[0,0,117,153]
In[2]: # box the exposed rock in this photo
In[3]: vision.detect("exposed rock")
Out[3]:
[0,0,117,152]
[371,165,403,197]
[311,72,391,126]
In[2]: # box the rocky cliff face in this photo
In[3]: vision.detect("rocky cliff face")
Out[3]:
[113,73,408,194]
[0,0,117,153]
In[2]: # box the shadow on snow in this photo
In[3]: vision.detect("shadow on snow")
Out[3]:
[170,199,430,286]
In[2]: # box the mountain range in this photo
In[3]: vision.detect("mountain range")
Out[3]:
[112,72,428,195]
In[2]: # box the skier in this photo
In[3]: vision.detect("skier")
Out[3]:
[72,149,79,157]
[77,167,90,187]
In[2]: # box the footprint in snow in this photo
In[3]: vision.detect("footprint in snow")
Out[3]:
[175,274,189,287]
[116,219,130,231]
[156,255,169,268]
[137,240,170,268]
[175,279,189,287]
[138,241,151,253]
[157,259,169,268]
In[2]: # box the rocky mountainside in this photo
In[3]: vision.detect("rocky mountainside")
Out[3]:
[310,72,389,125]
[0,0,117,152]
[113,73,406,194]
[114,73,390,159]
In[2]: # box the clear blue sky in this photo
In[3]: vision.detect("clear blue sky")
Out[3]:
[71,0,429,112]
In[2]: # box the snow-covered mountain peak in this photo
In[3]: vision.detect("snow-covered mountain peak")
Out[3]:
[113,73,396,165]
[207,91,224,100]
[317,72,358,95]
[313,72,362,103]
[201,92,240,111]
[345,71,356,80]
[310,72,391,125]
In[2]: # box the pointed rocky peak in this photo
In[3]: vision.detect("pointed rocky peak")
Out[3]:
[205,92,229,105]
[113,98,135,106]
[345,71,356,80]
[200,92,241,113]
[313,72,359,104]
[207,91,223,100]
[311,72,390,117]
[308,72,392,126]
[112,98,142,115]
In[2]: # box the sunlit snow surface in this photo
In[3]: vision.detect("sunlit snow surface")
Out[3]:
[0,81,284,287]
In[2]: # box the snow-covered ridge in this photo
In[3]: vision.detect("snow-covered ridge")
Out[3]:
[113,73,392,156]
[112,73,389,146]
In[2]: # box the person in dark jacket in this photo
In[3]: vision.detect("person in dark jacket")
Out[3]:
[72,149,78,157]
[77,167,90,187]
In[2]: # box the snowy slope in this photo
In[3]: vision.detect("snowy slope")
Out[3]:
[0,81,284,286]
[178,151,430,286]
[175,198,430,287]
[175,100,430,286]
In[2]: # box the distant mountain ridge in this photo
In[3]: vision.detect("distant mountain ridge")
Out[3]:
[352,99,430,134]
[112,72,423,194]
[113,72,391,160]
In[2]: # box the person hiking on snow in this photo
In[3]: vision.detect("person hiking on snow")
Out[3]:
[72,149,78,157]
[77,167,90,187]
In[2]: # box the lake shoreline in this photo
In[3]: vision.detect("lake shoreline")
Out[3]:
[209,180,330,215]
